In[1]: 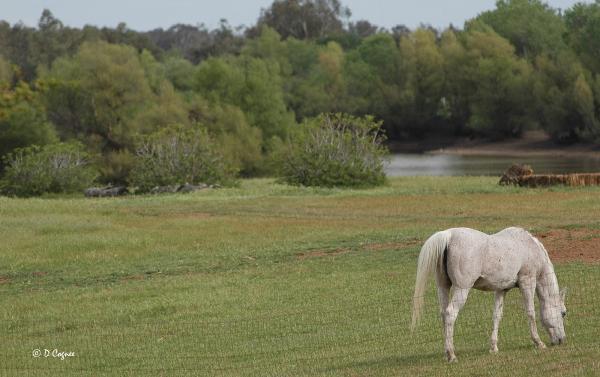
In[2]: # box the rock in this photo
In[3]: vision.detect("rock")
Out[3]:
[148,183,216,194]
[499,164,534,186]
[177,183,209,193]
[149,185,180,194]
[84,187,103,197]
[84,186,128,197]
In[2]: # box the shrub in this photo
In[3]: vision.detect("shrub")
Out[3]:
[277,113,388,187]
[129,124,237,193]
[0,142,97,197]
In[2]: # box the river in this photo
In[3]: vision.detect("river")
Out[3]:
[385,154,600,177]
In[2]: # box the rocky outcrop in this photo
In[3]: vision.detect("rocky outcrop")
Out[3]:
[150,183,217,194]
[84,186,129,197]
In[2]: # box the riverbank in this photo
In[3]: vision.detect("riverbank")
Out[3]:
[389,131,600,159]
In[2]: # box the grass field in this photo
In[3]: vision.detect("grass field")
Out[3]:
[1,177,599,376]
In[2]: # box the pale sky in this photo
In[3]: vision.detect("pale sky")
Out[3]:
[0,0,592,31]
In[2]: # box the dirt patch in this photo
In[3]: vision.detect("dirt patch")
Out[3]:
[296,248,352,260]
[32,271,47,277]
[0,276,11,284]
[121,274,145,281]
[169,212,212,220]
[363,240,421,252]
[535,229,600,264]
[297,232,600,264]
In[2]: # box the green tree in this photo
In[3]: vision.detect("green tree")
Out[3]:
[565,1,600,74]
[532,52,598,142]
[255,0,351,40]
[194,55,295,141]
[163,55,196,91]
[462,23,537,138]
[478,0,567,58]
[0,56,13,84]
[47,41,153,151]
[343,33,403,137]
[397,29,445,136]
[188,97,263,176]
[440,29,471,134]
[0,82,58,164]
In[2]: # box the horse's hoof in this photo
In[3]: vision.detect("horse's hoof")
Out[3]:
[447,355,458,363]
[489,346,499,354]
[537,342,547,350]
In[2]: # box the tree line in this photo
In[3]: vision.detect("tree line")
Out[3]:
[2,0,600,184]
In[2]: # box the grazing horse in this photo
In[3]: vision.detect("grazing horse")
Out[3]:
[411,227,566,362]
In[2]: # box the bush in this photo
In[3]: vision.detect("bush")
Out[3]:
[277,113,388,187]
[129,124,237,193]
[0,142,97,197]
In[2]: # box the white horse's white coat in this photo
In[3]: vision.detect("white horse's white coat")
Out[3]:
[411,227,566,362]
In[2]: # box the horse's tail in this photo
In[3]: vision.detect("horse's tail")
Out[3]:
[411,230,452,331]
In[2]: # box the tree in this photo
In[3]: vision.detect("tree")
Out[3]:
[255,0,350,40]
[461,23,537,138]
[397,28,445,136]
[0,56,13,84]
[440,29,471,134]
[33,9,68,70]
[145,21,244,64]
[343,33,402,136]
[187,97,263,176]
[532,52,597,142]
[565,1,600,74]
[45,41,153,151]
[0,82,58,165]
[194,55,295,141]
[478,0,567,59]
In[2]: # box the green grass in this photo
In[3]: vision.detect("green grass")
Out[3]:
[1,177,599,376]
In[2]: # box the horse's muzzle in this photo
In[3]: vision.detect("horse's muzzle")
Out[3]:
[552,337,565,346]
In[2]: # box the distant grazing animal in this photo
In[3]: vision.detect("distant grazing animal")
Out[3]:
[411,227,567,362]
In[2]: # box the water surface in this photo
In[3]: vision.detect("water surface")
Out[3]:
[386,154,600,177]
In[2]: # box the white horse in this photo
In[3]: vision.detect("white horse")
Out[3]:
[411,227,566,362]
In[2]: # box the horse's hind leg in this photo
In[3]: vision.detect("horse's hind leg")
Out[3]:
[435,270,451,329]
[445,287,470,363]
[490,290,506,353]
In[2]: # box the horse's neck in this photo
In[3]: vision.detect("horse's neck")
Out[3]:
[536,261,559,303]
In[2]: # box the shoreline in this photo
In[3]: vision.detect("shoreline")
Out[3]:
[389,131,600,159]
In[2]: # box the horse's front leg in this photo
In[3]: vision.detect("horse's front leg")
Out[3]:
[520,280,546,349]
[445,287,470,362]
[490,290,506,353]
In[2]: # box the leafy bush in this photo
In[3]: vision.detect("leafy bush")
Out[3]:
[129,124,237,193]
[277,113,388,187]
[0,142,97,197]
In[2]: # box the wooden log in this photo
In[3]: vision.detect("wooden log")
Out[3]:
[517,173,600,187]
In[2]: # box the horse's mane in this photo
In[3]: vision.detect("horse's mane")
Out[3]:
[528,232,552,265]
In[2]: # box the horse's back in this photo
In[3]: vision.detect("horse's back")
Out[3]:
[445,227,542,290]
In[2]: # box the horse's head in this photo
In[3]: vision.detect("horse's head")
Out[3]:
[541,287,567,345]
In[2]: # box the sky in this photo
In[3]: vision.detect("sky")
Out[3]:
[0,0,592,31]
